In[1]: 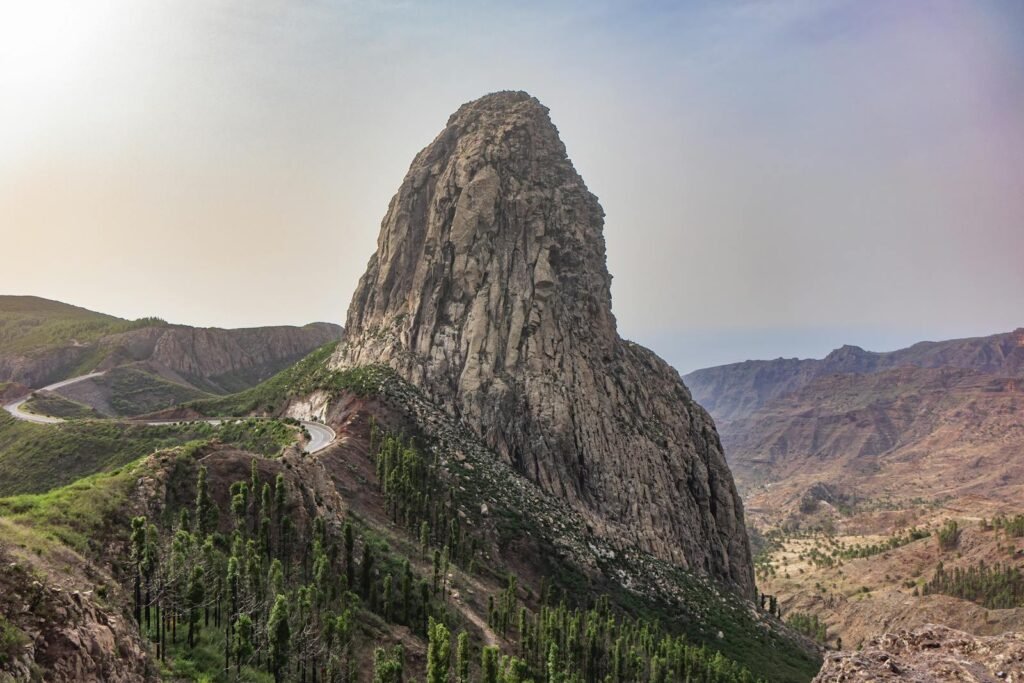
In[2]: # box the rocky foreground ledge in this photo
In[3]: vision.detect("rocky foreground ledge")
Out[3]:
[813,624,1024,682]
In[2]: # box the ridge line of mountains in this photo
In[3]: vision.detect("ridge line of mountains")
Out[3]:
[0,294,343,413]
[683,328,1024,510]
[686,324,1024,679]
[684,327,1024,424]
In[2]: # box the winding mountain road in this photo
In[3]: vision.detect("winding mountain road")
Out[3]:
[3,372,107,424]
[2,371,336,453]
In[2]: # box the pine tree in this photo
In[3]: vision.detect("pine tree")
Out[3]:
[481,646,500,683]
[274,473,286,514]
[267,594,291,683]
[250,459,260,529]
[382,573,393,622]
[649,655,666,683]
[195,465,214,537]
[230,482,249,531]
[274,473,287,555]
[142,523,159,631]
[185,565,204,648]
[420,579,431,634]
[441,545,450,597]
[234,613,254,674]
[373,645,404,683]
[456,631,470,683]
[226,556,240,615]
[547,641,562,683]
[259,482,272,556]
[268,558,285,597]
[426,617,451,683]
[360,543,375,598]
[344,522,355,589]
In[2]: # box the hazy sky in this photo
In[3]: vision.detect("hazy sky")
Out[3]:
[1,1,1022,373]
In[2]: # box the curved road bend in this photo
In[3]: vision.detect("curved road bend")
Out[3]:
[2,371,336,453]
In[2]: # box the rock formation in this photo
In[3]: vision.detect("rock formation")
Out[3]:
[334,91,753,595]
[126,322,342,392]
[813,625,1024,681]
[0,543,153,682]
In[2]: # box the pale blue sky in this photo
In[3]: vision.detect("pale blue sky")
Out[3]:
[1,1,1022,372]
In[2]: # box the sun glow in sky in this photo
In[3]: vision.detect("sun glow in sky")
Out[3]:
[1,1,1022,372]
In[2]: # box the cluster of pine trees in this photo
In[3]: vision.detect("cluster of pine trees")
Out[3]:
[372,426,763,682]
[922,560,1024,609]
[124,425,769,682]
[936,520,960,551]
[488,590,759,683]
[836,528,930,561]
[990,514,1024,538]
[374,429,479,572]
[127,459,449,681]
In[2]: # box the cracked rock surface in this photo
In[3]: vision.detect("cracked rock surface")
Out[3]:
[814,625,1024,682]
[335,90,753,595]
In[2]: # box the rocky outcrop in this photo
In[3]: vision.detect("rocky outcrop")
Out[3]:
[334,91,753,595]
[813,625,1024,681]
[0,542,153,682]
[0,346,98,391]
[123,322,343,393]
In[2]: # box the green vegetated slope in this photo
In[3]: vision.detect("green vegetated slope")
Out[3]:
[189,354,819,681]
[0,295,165,356]
[21,392,102,420]
[26,363,278,419]
[189,341,341,416]
[0,458,149,555]
[103,367,211,416]
[0,411,298,497]
[0,420,804,682]
[83,366,211,416]
[0,346,819,681]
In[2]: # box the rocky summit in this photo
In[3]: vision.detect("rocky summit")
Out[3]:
[334,90,753,595]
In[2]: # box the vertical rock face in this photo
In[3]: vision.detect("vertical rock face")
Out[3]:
[335,91,754,595]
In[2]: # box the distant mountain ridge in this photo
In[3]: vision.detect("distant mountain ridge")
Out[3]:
[724,364,1024,496]
[0,295,343,414]
[684,328,1024,424]
[684,327,1024,521]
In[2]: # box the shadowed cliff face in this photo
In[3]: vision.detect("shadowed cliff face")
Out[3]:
[335,91,754,595]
